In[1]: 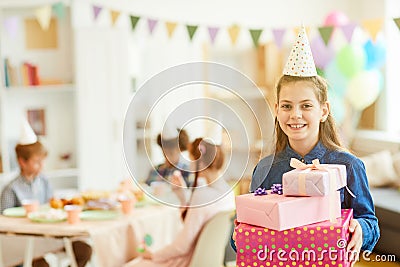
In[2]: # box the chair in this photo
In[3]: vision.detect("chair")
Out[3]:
[189,210,234,267]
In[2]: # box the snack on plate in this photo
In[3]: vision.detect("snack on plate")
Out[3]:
[81,190,111,201]
[85,198,120,210]
[49,196,85,209]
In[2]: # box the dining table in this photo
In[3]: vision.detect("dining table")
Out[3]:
[0,202,182,267]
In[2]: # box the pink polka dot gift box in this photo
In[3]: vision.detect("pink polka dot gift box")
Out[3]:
[236,209,353,267]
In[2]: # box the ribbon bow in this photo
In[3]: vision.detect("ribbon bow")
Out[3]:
[290,158,321,170]
[254,187,268,196]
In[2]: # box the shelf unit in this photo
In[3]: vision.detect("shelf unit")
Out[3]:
[0,2,78,189]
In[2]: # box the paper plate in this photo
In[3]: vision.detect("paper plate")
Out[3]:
[80,210,119,221]
[28,210,67,223]
[2,207,26,217]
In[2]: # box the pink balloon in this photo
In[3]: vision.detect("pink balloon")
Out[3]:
[324,11,349,27]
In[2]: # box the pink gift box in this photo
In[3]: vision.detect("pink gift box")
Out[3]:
[236,209,353,267]
[236,192,341,231]
[283,164,347,196]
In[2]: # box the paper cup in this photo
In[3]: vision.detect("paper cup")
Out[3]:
[64,205,82,224]
[21,199,39,215]
[119,197,134,215]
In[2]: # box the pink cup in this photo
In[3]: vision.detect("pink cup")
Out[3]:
[119,197,134,215]
[21,199,39,216]
[64,205,82,224]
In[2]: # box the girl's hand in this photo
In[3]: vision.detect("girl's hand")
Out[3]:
[232,219,239,246]
[347,219,363,266]
[170,170,186,187]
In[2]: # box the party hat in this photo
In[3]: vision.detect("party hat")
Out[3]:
[161,122,178,140]
[205,123,223,146]
[19,118,38,145]
[283,26,317,77]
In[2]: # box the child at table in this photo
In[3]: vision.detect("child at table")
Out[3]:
[145,125,191,187]
[0,119,92,267]
[124,125,235,267]
[232,27,379,261]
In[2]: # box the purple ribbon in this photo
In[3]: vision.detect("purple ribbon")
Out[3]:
[254,187,268,196]
[271,184,283,195]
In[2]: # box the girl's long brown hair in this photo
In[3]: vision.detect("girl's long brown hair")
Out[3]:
[275,75,346,153]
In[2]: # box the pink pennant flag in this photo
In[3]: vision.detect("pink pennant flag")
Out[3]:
[208,26,219,44]
[272,28,286,48]
[340,22,357,43]
[4,17,19,38]
[147,18,158,34]
[93,5,102,20]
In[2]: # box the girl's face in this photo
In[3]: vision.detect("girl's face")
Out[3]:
[275,81,329,148]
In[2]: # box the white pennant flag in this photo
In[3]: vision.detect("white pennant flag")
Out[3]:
[35,5,52,31]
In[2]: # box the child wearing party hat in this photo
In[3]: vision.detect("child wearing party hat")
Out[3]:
[232,27,379,259]
[0,119,92,267]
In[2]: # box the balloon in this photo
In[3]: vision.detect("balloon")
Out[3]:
[336,45,366,78]
[324,60,348,97]
[328,90,345,125]
[346,70,383,110]
[364,39,386,70]
[310,36,335,69]
[324,11,349,27]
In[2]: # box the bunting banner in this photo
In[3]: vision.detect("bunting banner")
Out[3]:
[147,18,158,34]
[165,22,177,38]
[318,26,334,45]
[272,28,286,48]
[208,26,219,44]
[228,24,240,45]
[84,3,394,49]
[362,18,383,41]
[394,18,400,31]
[130,16,140,31]
[186,25,198,41]
[340,23,357,43]
[93,5,102,20]
[3,17,19,38]
[52,2,65,19]
[249,29,263,47]
[110,10,120,26]
[35,5,52,31]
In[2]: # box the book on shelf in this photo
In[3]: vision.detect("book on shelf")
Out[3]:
[3,58,18,88]
[21,62,40,86]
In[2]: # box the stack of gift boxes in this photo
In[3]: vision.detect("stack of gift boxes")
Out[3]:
[235,158,354,267]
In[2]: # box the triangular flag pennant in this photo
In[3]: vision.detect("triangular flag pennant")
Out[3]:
[340,23,357,43]
[394,18,400,31]
[318,26,334,46]
[208,27,219,44]
[228,25,240,45]
[249,29,263,47]
[34,5,52,31]
[110,10,120,26]
[93,5,102,20]
[130,16,140,31]
[147,18,158,34]
[361,18,383,42]
[186,25,198,41]
[165,22,177,38]
[283,27,317,77]
[272,28,286,48]
[4,17,19,39]
[52,2,65,19]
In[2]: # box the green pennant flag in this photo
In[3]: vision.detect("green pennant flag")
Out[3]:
[318,26,334,46]
[130,16,140,31]
[52,2,65,19]
[394,18,400,31]
[249,29,263,47]
[186,25,198,41]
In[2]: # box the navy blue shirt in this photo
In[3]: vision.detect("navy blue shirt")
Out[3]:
[232,142,380,252]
